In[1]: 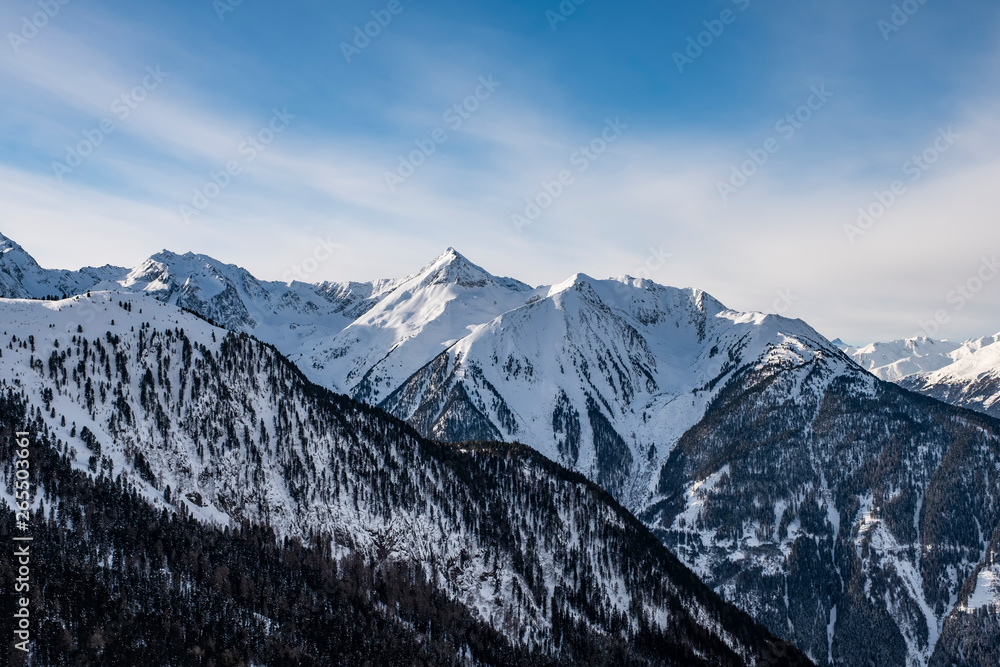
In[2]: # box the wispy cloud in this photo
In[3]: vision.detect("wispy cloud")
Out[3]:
[2,1,1000,343]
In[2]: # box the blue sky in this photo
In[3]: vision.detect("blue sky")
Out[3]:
[2,0,1000,342]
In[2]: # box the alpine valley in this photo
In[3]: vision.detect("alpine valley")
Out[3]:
[1,231,998,666]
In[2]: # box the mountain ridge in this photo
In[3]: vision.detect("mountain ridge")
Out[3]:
[3,232,1000,665]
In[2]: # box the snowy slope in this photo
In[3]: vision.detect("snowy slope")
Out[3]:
[963,565,1000,613]
[0,292,807,665]
[0,237,535,402]
[0,233,838,463]
[301,248,535,399]
[383,273,843,510]
[0,237,390,369]
[6,232,1000,665]
[932,531,1000,665]
[897,335,1000,418]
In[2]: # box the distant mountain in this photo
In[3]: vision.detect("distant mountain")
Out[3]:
[838,337,962,381]
[841,335,1000,418]
[118,248,392,345]
[0,293,806,665]
[0,232,125,299]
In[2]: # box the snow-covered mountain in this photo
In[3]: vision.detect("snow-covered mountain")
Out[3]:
[839,337,962,381]
[642,338,1000,666]
[0,232,125,299]
[382,273,842,509]
[117,249,392,349]
[899,336,1000,419]
[303,248,536,404]
[0,292,805,665]
[2,241,536,400]
[1,238,840,511]
[4,232,1000,666]
[840,335,1000,418]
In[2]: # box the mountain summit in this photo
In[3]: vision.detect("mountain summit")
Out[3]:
[413,247,531,291]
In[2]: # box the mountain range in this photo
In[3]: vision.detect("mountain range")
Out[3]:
[839,335,1000,419]
[0,293,806,665]
[2,230,1000,666]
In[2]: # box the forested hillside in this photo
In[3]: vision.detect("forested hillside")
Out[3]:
[643,341,1000,666]
[0,294,805,665]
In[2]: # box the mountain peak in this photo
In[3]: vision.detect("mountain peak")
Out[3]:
[548,272,599,296]
[412,248,530,291]
[430,246,473,269]
[0,231,28,255]
[0,234,42,268]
